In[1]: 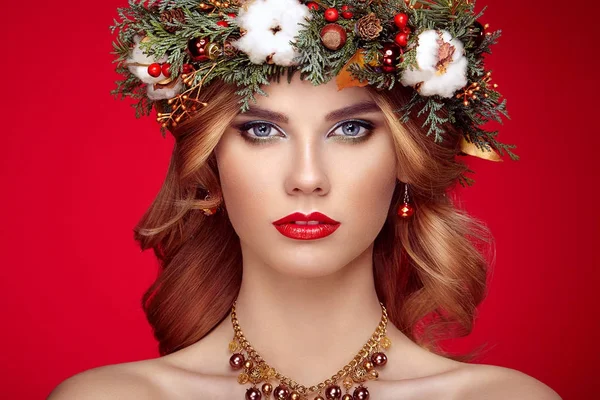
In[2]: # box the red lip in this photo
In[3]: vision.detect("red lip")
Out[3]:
[272,212,341,240]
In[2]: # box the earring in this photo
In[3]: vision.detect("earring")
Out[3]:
[201,193,219,216]
[397,182,414,218]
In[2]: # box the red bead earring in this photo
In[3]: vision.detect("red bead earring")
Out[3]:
[397,182,414,218]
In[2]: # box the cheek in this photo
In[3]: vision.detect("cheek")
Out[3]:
[329,137,398,212]
[214,136,280,229]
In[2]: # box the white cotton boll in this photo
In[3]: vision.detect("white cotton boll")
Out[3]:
[400,29,468,98]
[232,0,311,65]
[146,78,184,100]
[127,34,168,84]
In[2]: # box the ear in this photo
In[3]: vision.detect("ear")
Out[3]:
[397,173,410,185]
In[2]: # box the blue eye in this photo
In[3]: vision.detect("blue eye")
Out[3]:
[329,120,374,138]
[237,121,283,142]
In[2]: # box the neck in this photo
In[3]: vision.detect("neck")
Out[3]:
[231,243,384,386]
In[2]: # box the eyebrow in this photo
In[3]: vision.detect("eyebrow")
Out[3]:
[241,101,381,123]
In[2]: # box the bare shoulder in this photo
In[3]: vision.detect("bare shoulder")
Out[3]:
[455,363,562,400]
[47,358,171,400]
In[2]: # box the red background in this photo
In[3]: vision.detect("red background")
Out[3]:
[1,0,597,398]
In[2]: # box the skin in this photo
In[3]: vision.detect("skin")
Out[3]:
[48,75,561,400]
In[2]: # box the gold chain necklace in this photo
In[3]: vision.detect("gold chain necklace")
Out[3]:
[228,301,392,400]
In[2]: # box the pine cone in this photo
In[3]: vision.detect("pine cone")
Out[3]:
[160,8,186,33]
[356,13,383,40]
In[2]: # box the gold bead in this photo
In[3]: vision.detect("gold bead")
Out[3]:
[380,336,392,349]
[237,372,249,384]
[343,377,353,389]
[352,367,368,383]
[363,361,374,371]
[463,100,469,106]
[290,392,301,400]
[369,370,379,380]
[244,360,254,370]
[249,366,264,383]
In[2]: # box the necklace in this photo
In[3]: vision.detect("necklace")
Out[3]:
[228,301,391,400]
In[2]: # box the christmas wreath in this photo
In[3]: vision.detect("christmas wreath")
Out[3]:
[110,0,518,183]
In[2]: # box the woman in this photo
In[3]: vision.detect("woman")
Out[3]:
[50,0,561,399]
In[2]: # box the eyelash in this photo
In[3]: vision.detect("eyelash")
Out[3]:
[235,119,375,145]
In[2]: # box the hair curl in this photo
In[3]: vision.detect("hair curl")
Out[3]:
[135,79,494,361]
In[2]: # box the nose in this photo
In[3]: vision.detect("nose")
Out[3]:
[284,138,331,197]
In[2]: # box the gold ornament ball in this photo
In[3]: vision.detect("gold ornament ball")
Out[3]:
[206,42,222,60]
[290,392,302,400]
[244,360,254,369]
[363,361,374,371]
[342,395,353,400]
[369,370,379,379]
[262,383,273,395]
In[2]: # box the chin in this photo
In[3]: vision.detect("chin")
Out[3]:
[266,246,366,279]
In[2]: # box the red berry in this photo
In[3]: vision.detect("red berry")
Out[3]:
[394,13,409,29]
[394,32,409,47]
[341,5,353,19]
[161,63,171,77]
[306,1,319,10]
[182,64,194,74]
[227,12,236,18]
[217,20,228,27]
[400,26,411,34]
[147,63,162,77]
[324,8,339,22]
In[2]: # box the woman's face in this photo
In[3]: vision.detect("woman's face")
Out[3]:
[214,75,398,278]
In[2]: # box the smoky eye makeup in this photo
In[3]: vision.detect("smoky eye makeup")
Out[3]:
[234,119,377,145]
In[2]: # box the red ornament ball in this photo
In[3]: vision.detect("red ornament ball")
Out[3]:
[245,387,262,400]
[147,63,162,77]
[306,1,319,10]
[353,385,370,400]
[182,63,194,74]
[161,63,171,77]
[371,352,388,367]
[273,385,290,400]
[393,12,409,29]
[325,384,342,399]
[229,353,245,369]
[324,7,339,22]
[394,32,409,47]
[341,5,353,19]
[188,37,210,61]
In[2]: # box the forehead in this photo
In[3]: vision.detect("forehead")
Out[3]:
[246,73,376,120]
